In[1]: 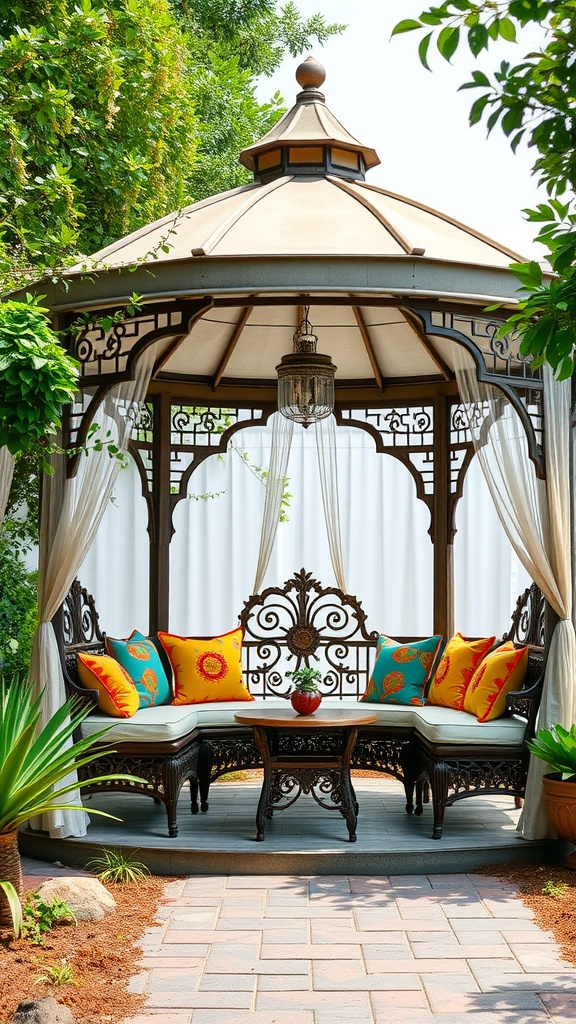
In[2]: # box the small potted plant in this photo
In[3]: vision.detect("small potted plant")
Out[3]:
[287,667,323,716]
[526,724,576,865]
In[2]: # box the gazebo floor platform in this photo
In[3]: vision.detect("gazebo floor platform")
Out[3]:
[19,778,565,877]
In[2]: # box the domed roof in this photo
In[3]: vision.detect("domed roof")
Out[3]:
[79,56,521,273]
[53,58,526,402]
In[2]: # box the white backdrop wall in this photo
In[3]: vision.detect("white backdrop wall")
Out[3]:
[78,422,529,640]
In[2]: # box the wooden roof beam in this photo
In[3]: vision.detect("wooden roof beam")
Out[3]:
[212,306,253,390]
[353,305,384,391]
[399,307,454,382]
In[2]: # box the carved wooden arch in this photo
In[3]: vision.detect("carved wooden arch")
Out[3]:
[64,297,213,478]
[405,304,545,479]
[127,396,483,552]
[129,403,276,541]
[333,409,432,516]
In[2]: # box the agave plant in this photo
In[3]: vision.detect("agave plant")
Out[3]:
[526,724,576,781]
[0,880,23,937]
[0,675,144,928]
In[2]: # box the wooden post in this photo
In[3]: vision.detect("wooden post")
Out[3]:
[432,395,453,638]
[149,393,172,633]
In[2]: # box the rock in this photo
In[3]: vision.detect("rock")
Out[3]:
[35,877,116,922]
[11,997,75,1024]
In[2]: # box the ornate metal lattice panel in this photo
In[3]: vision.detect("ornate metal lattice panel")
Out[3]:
[429,311,541,382]
[208,737,262,781]
[132,402,154,490]
[419,310,544,470]
[416,750,529,838]
[72,307,187,379]
[63,579,104,647]
[421,754,529,802]
[239,568,379,699]
[352,735,412,784]
[449,401,479,499]
[78,744,201,838]
[501,582,545,648]
[66,387,97,451]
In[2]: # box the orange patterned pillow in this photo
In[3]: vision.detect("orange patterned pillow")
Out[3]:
[77,652,139,718]
[158,627,254,705]
[426,633,495,711]
[464,641,528,722]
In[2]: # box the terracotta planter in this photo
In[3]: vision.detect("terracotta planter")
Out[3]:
[542,773,576,869]
[0,831,23,928]
[290,690,322,716]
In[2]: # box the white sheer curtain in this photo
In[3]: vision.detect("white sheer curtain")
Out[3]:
[254,412,347,595]
[29,345,158,838]
[315,415,346,593]
[0,446,15,523]
[454,346,576,839]
[253,412,294,594]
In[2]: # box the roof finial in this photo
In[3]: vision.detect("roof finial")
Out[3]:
[295,55,326,103]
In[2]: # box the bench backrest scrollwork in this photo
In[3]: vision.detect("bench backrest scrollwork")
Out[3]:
[60,579,106,707]
[239,568,379,700]
[500,581,545,738]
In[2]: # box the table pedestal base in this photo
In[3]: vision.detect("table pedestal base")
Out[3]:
[256,767,359,842]
[252,724,360,842]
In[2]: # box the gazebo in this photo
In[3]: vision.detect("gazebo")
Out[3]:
[27,57,575,844]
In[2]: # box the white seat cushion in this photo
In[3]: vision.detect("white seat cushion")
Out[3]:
[80,703,198,743]
[193,696,417,729]
[79,697,525,747]
[413,705,526,745]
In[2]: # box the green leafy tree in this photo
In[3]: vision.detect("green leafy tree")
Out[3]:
[393,2,576,377]
[0,0,198,289]
[0,1,344,284]
[171,1,345,199]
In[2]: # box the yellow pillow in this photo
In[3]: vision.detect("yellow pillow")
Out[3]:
[426,633,495,711]
[464,641,529,722]
[158,627,254,705]
[77,652,139,718]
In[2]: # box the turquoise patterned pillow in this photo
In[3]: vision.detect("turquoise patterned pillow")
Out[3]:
[361,634,443,706]
[106,630,171,708]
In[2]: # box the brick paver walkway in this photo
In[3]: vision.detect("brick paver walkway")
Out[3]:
[124,873,576,1024]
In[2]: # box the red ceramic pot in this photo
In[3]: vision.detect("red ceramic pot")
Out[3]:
[290,689,322,716]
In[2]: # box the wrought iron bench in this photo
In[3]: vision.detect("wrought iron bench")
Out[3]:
[59,569,545,840]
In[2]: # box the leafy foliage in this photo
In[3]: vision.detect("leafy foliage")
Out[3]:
[393,2,576,376]
[526,723,576,780]
[286,666,322,692]
[0,675,144,833]
[2,452,39,555]
[0,880,23,937]
[33,962,77,985]
[23,893,77,946]
[86,847,151,883]
[0,0,198,286]
[0,1,344,284]
[541,878,569,897]
[0,542,37,676]
[0,298,79,455]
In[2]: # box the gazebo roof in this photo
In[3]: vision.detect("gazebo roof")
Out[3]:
[79,56,522,272]
[49,57,528,403]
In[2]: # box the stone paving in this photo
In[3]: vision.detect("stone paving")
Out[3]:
[123,873,576,1024]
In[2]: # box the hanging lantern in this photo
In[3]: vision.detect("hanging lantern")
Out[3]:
[276,308,336,426]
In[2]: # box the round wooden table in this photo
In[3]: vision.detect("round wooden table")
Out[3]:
[234,707,378,842]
